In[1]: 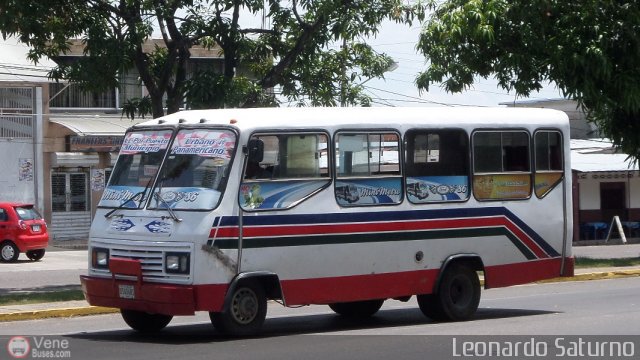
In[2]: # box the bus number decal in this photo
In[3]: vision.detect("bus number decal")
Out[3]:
[406,176,469,203]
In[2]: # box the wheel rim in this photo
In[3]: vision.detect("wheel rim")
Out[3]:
[1,245,15,260]
[448,275,472,308]
[230,288,259,325]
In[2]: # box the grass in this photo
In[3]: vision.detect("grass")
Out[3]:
[575,257,640,268]
[0,290,85,306]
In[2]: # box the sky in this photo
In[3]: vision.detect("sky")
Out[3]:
[359,20,564,108]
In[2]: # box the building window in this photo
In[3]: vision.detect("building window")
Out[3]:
[49,83,116,108]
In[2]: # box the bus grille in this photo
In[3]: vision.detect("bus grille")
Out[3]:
[92,240,193,284]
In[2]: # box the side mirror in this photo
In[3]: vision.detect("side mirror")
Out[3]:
[246,139,264,162]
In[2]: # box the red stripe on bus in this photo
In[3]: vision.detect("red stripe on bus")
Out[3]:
[500,221,549,258]
[211,216,550,258]
[215,218,503,237]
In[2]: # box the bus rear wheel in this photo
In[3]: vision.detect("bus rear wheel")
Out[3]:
[210,280,267,336]
[120,309,173,333]
[329,299,384,318]
[418,263,480,321]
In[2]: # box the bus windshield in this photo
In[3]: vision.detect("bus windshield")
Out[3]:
[99,130,173,209]
[149,128,236,211]
[99,128,237,211]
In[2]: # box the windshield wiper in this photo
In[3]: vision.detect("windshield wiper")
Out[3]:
[104,178,153,218]
[153,191,183,222]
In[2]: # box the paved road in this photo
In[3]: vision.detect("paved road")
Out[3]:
[0,250,86,294]
[1,278,640,360]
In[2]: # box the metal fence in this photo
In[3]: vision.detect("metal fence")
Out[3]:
[0,87,34,138]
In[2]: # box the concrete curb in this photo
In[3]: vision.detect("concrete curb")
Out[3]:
[0,306,118,322]
[539,268,640,283]
[2,269,640,323]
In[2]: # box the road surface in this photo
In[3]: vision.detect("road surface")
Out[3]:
[1,277,639,360]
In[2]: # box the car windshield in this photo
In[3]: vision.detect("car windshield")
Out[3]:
[14,206,42,220]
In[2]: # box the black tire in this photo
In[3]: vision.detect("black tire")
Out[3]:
[0,241,19,263]
[26,249,45,261]
[209,280,267,336]
[120,309,173,333]
[329,299,385,318]
[418,263,480,321]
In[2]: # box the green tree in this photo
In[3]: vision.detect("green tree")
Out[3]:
[417,0,640,160]
[0,0,425,118]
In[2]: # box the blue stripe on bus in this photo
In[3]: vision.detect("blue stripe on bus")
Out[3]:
[219,207,560,257]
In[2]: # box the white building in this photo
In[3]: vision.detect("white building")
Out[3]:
[0,38,224,241]
[572,139,640,241]
[503,99,640,241]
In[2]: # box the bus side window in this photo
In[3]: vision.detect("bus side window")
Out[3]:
[405,129,470,203]
[334,131,402,206]
[240,132,330,211]
[472,130,532,201]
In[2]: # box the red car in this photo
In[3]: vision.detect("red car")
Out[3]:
[0,203,49,262]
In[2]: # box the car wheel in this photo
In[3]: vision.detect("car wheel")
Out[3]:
[0,241,19,262]
[26,249,46,261]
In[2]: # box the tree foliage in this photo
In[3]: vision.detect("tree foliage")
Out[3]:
[0,0,426,118]
[417,0,640,160]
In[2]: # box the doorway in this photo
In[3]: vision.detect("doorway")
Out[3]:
[50,171,91,240]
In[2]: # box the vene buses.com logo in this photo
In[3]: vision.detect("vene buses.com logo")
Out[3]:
[7,336,30,359]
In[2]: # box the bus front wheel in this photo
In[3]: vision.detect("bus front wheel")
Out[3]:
[328,299,384,318]
[210,280,267,336]
[417,263,480,321]
[120,309,173,333]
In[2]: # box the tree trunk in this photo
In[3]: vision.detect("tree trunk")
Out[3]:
[151,94,165,119]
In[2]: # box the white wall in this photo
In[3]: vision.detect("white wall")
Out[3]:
[578,174,640,210]
[0,139,36,203]
[630,176,640,208]
[578,177,600,210]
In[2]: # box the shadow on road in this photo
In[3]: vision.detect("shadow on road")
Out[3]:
[65,307,557,344]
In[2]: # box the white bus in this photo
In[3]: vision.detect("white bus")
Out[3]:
[81,107,573,336]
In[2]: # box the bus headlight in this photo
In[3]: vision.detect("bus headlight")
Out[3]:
[165,253,190,274]
[92,248,110,269]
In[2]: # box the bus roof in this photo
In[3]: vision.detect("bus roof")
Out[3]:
[131,106,569,133]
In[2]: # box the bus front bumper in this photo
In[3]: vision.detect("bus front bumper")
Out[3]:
[80,275,228,316]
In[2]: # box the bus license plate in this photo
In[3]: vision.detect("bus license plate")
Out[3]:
[118,284,135,299]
